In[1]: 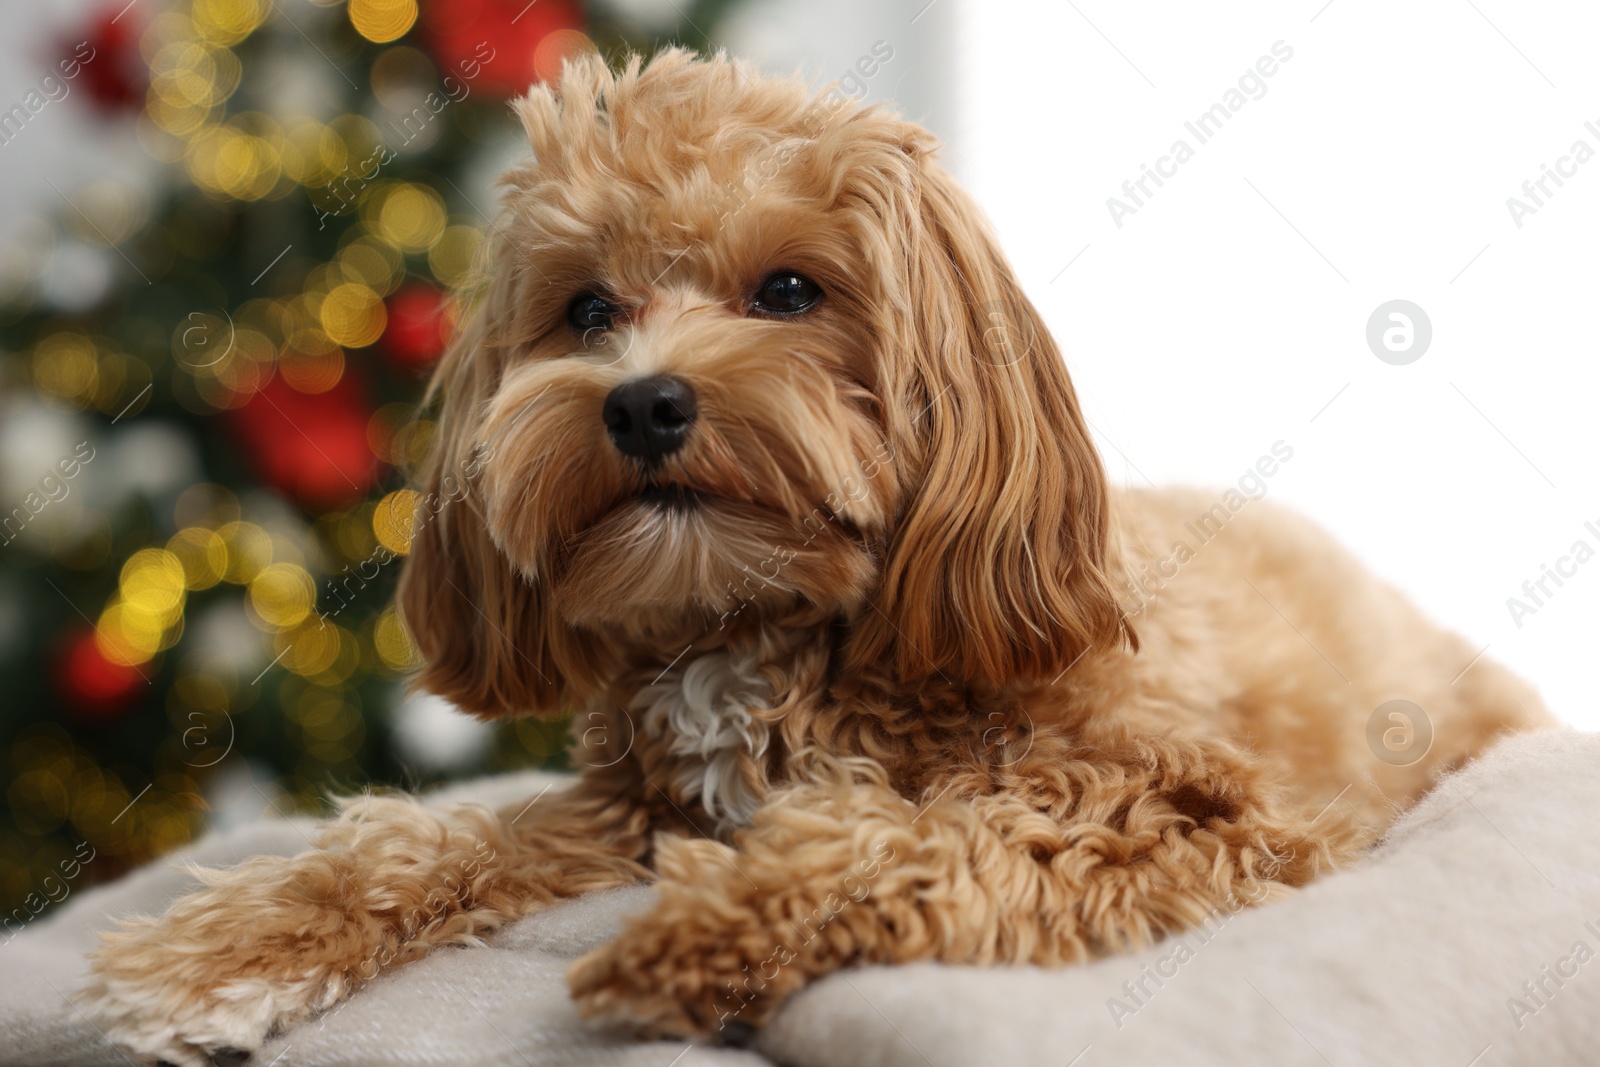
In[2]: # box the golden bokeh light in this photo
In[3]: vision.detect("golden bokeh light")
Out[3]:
[279,344,346,394]
[330,114,384,170]
[191,0,267,46]
[145,92,215,140]
[319,282,386,348]
[392,417,436,469]
[335,237,403,295]
[218,521,274,584]
[372,607,421,672]
[427,224,484,287]
[31,333,99,408]
[372,489,418,555]
[330,503,378,561]
[276,620,340,677]
[120,550,188,618]
[281,121,347,187]
[150,41,238,111]
[349,0,418,44]
[188,324,276,409]
[96,550,189,666]
[94,549,190,666]
[369,182,446,253]
[166,527,229,591]
[186,119,284,201]
[248,562,316,629]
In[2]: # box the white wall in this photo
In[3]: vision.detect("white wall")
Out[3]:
[719,0,956,140]
[946,1,1599,727]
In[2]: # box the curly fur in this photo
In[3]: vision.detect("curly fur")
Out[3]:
[83,50,1552,1064]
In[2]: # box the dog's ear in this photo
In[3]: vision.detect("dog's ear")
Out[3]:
[850,162,1132,691]
[395,260,577,720]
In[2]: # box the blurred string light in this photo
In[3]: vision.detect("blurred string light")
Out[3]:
[428,224,483,287]
[82,479,421,700]
[371,606,421,671]
[372,488,418,554]
[367,181,447,252]
[96,549,188,666]
[319,282,386,348]
[349,0,419,44]
[191,0,268,46]
[30,332,153,419]
[371,408,436,469]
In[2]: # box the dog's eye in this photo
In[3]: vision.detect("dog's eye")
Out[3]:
[753,272,823,315]
[568,293,620,332]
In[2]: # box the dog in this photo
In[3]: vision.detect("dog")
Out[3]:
[83,50,1552,1065]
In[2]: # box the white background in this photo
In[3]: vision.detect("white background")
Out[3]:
[942,1,1600,728]
[733,0,1600,729]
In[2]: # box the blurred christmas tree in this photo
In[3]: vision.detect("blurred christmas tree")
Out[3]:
[0,0,736,925]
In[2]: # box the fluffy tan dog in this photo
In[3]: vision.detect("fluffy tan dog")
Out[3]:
[84,50,1550,1065]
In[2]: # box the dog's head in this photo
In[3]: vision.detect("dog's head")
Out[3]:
[398,50,1128,716]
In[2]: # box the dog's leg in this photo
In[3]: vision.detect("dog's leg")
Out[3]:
[568,731,1367,1040]
[85,779,654,1067]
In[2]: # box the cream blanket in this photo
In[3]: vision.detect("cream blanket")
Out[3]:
[4,730,1597,1066]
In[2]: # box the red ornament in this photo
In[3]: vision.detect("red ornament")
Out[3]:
[62,4,147,113]
[57,628,143,718]
[421,0,585,98]
[231,374,380,509]
[383,284,449,368]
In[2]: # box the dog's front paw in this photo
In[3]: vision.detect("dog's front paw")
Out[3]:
[80,967,260,1067]
[83,911,350,1067]
[568,926,773,1042]
[567,890,803,1042]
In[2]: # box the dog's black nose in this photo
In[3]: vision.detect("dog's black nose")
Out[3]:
[602,376,697,462]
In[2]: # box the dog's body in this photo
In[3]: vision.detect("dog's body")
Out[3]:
[84,52,1550,1065]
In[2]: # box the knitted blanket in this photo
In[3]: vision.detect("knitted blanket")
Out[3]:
[4,730,1596,1067]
